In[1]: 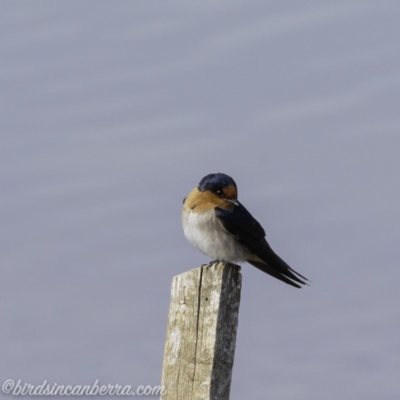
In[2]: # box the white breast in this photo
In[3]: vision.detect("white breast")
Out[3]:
[181,207,248,262]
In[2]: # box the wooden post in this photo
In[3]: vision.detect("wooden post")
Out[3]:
[161,261,242,400]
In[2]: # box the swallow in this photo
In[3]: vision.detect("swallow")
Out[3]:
[181,173,308,288]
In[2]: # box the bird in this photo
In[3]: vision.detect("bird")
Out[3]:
[181,173,308,288]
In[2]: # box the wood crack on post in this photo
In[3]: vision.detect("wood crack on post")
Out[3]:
[191,266,203,394]
[161,261,242,400]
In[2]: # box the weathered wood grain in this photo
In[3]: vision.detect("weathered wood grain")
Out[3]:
[161,261,242,400]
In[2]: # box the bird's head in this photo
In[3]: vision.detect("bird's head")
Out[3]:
[198,173,238,201]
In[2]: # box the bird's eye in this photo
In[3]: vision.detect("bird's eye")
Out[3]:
[216,190,222,195]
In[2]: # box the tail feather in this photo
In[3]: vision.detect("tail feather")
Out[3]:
[247,251,308,288]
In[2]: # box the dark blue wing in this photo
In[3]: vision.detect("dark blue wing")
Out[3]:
[215,202,308,288]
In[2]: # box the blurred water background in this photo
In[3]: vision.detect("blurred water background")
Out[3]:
[1,1,400,399]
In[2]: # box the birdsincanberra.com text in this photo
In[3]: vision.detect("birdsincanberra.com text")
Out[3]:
[2,379,166,396]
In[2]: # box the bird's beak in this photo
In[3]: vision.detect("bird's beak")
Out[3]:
[226,199,239,206]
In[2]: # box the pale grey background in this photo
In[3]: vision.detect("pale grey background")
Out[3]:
[1,1,400,399]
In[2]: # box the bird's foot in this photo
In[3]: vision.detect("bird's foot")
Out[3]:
[201,260,219,267]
